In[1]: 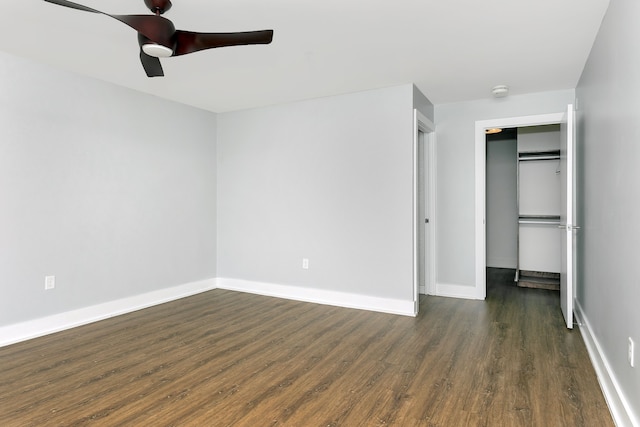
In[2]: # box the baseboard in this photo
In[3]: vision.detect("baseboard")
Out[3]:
[575,300,638,427]
[0,279,217,348]
[435,282,484,300]
[216,278,416,317]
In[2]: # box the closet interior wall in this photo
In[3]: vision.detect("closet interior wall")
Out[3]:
[486,129,518,271]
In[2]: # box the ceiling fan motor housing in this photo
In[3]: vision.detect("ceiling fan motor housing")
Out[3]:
[144,0,172,14]
[134,15,178,55]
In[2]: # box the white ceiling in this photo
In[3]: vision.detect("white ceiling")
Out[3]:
[1,0,609,113]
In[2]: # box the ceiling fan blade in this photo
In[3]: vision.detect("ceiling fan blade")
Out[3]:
[44,0,101,14]
[173,30,274,56]
[139,50,164,77]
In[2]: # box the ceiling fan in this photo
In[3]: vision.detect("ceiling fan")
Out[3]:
[43,0,274,77]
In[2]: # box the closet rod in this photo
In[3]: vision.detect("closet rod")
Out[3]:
[518,155,560,161]
[518,219,561,225]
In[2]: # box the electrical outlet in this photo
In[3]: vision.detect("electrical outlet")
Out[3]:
[629,337,635,368]
[302,258,309,270]
[45,275,55,290]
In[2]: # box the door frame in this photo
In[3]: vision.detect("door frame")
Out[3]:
[413,109,436,314]
[475,112,564,299]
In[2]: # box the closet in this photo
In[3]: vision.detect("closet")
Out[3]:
[485,124,562,290]
[516,125,561,290]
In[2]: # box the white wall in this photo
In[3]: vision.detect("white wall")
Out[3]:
[216,85,424,305]
[434,90,575,290]
[486,135,517,269]
[518,124,561,152]
[0,51,218,327]
[576,0,640,423]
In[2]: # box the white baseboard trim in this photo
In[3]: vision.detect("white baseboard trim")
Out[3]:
[216,278,416,317]
[0,279,217,348]
[435,282,484,300]
[575,300,638,427]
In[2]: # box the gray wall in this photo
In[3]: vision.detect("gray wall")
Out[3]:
[0,51,218,326]
[486,134,517,269]
[434,90,575,287]
[217,85,422,301]
[576,0,640,420]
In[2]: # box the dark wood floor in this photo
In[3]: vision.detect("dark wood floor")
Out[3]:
[0,269,613,426]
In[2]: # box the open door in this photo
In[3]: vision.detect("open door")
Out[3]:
[413,109,435,314]
[559,104,577,329]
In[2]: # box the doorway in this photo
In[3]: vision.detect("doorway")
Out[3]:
[475,111,565,300]
[486,125,563,289]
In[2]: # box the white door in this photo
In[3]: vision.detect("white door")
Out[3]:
[414,109,435,313]
[417,130,430,295]
[422,131,431,296]
[559,104,577,329]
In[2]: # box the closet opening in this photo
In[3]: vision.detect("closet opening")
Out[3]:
[486,124,562,291]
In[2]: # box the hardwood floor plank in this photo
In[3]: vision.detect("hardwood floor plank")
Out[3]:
[0,270,614,426]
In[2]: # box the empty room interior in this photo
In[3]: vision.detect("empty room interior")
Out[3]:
[1,0,639,425]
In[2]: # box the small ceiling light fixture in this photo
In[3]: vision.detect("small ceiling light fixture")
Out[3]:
[485,128,503,135]
[491,85,509,98]
[142,43,174,58]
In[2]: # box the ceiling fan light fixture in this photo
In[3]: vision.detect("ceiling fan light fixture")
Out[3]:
[142,43,173,58]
